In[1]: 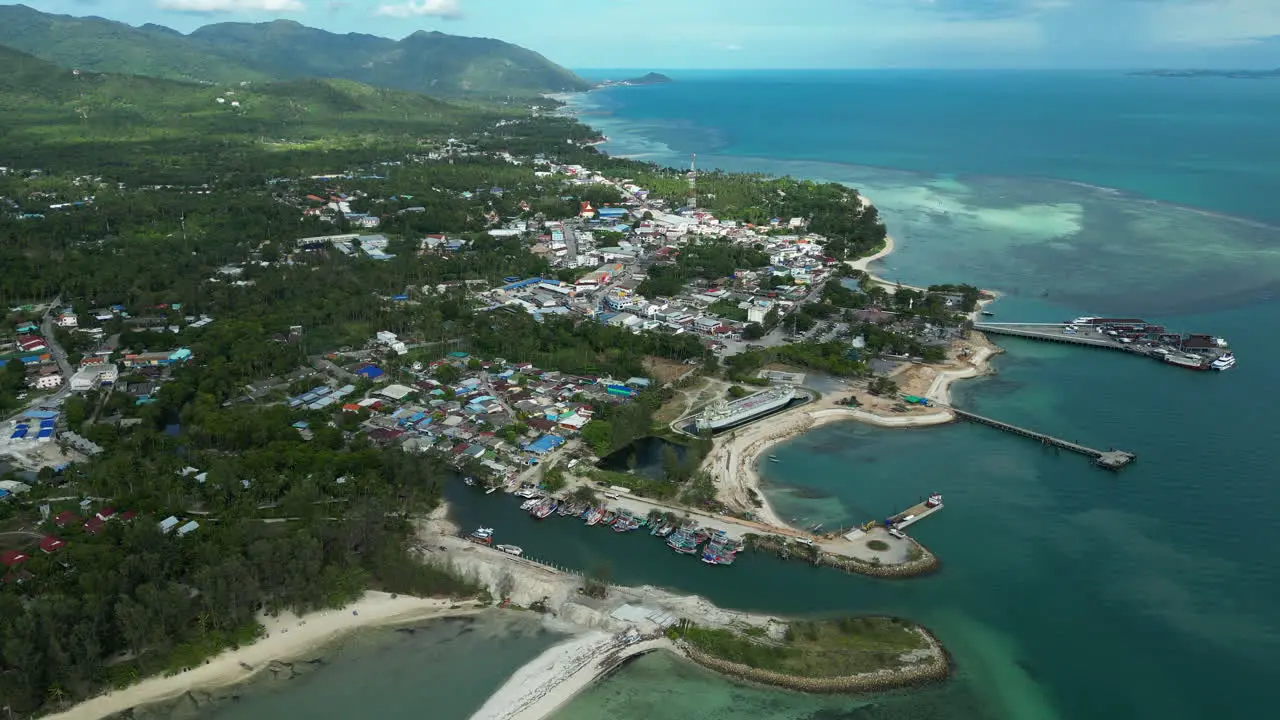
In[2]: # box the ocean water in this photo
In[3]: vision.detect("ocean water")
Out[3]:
[193,72,1280,720]
[545,71,1279,719]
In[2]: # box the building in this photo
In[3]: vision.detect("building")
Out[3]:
[30,373,62,390]
[70,361,118,391]
[121,348,192,368]
[55,313,78,328]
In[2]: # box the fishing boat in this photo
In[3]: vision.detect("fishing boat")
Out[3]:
[519,498,539,511]
[468,527,494,545]
[585,507,604,526]
[496,544,523,556]
[485,486,497,495]
[534,500,557,519]
[464,477,476,486]
[657,523,675,537]
[602,510,618,525]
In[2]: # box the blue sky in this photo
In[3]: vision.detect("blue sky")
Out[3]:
[23,0,1280,68]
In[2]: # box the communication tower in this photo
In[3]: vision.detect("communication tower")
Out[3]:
[687,153,697,209]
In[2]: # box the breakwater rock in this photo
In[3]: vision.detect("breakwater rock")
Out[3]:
[677,627,951,694]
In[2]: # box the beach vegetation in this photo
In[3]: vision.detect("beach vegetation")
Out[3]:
[866,540,891,551]
[677,616,927,677]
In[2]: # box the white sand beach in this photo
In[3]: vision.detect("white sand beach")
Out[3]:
[45,592,483,720]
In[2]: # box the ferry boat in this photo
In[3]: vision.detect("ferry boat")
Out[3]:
[468,527,494,545]
[496,544,523,556]
[695,385,797,432]
[1162,353,1210,371]
[926,492,943,508]
[1211,352,1235,371]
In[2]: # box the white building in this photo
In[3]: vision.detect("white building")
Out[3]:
[55,314,78,328]
[69,362,118,392]
[32,374,62,390]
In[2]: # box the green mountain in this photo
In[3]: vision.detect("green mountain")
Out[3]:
[0,45,500,178]
[188,22,589,97]
[0,4,267,84]
[0,5,590,97]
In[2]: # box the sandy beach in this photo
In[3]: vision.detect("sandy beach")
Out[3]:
[45,592,484,720]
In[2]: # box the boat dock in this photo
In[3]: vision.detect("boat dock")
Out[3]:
[950,408,1136,470]
[973,323,1136,352]
[972,321,1232,372]
[889,499,944,530]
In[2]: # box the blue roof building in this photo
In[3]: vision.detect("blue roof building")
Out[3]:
[525,434,566,454]
[357,366,384,379]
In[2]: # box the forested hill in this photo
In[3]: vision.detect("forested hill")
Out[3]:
[0,4,268,84]
[188,22,591,98]
[0,45,509,179]
[0,5,590,98]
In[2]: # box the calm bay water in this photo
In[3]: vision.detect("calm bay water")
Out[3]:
[197,72,1280,719]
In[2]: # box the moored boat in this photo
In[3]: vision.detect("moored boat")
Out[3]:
[1163,353,1210,370]
[496,544,523,556]
[1211,352,1235,371]
[468,527,494,545]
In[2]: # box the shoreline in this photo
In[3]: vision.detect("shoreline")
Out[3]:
[44,592,484,720]
[704,193,1001,533]
[419,526,950,720]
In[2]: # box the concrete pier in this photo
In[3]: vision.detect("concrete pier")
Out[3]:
[973,323,1142,353]
[951,408,1136,470]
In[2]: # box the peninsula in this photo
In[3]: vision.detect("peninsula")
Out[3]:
[596,72,674,87]
[1131,68,1280,79]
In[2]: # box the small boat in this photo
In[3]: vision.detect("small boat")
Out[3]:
[485,486,497,495]
[585,508,604,526]
[602,510,617,525]
[464,477,476,486]
[657,523,675,537]
[981,311,994,317]
[1211,352,1235,371]
[519,498,539,511]
[496,544,523,556]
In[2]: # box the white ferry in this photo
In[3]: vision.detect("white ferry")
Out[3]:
[695,385,796,432]
[1211,352,1235,371]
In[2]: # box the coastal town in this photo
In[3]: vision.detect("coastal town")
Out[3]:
[0,55,1239,720]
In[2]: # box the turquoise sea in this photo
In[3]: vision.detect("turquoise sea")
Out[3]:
[197,72,1280,719]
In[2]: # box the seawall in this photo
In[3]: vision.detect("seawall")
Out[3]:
[678,626,951,694]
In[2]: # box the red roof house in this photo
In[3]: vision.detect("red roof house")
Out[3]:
[83,517,106,534]
[1,550,30,568]
[39,536,65,554]
[95,507,116,522]
[53,510,80,528]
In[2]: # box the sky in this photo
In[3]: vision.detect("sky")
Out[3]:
[21,0,1280,69]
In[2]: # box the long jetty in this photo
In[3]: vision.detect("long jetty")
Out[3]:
[972,323,1139,353]
[950,408,1136,470]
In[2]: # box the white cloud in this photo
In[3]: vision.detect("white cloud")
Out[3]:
[1141,0,1280,46]
[374,0,463,19]
[157,0,305,11]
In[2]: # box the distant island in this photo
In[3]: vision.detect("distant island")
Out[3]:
[1132,68,1280,79]
[596,72,673,88]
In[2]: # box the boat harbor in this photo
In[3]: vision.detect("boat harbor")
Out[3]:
[950,408,1137,470]
[973,316,1234,372]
